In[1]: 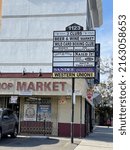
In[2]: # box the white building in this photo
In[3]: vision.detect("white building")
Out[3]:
[0,0,102,137]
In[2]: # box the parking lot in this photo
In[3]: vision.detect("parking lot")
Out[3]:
[0,135,81,150]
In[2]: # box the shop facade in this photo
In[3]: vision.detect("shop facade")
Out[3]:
[0,76,94,137]
[0,0,102,138]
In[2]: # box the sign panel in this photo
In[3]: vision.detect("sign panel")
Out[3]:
[66,23,84,31]
[86,89,93,101]
[9,96,18,104]
[52,23,96,78]
[53,72,95,78]
[94,43,100,84]
[53,67,95,72]
[53,41,95,47]
[37,104,51,121]
[24,104,37,121]
[53,31,95,37]
[74,62,95,67]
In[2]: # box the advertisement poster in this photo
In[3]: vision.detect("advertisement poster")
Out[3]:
[37,104,51,121]
[24,104,37,121]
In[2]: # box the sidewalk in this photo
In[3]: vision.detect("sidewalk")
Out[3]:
[75,126,113,150]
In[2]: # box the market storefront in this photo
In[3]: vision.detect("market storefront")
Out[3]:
[0,77,91,137]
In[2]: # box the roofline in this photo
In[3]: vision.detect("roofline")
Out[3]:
[0,73,52,78]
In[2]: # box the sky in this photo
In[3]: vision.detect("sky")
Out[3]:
[96,0,113,59]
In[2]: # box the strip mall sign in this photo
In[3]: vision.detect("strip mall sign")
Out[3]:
[0,81,66,92]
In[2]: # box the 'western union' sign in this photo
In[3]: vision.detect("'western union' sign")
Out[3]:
[53,72,95,78]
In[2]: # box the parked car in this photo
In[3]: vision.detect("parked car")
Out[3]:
[0,108,19,140]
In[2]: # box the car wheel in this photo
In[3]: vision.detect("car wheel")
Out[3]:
[11,126,18,138]
[0,129,2,140]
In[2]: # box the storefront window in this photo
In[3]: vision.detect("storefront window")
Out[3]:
[37,104,51,121]
[24,97,51,122]
[24,104,37,121]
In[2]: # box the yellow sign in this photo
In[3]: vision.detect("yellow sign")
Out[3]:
[53,72,95,78]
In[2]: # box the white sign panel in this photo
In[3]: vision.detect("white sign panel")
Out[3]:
[74,57,95,62]
[53,31,95,36]
[53,62,73,67]
[74,62,95,67]
[53,41,95,47]
[54,57,73,61]
[74,47,95,51]
[53,52,73,56]
[74,52,95,56]
[53,36,95,41]
[9,96,18,104]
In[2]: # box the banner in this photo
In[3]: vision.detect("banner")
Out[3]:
[37,104,51,121]
[24,104,37,121]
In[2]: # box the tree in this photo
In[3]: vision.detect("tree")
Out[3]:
[94,58,113,125]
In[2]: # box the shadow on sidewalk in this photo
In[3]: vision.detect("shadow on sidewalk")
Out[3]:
[86,126,113,143]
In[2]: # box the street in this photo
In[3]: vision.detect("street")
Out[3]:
[0,136,81,150]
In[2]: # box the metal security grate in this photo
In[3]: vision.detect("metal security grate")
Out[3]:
[20,121,52,135]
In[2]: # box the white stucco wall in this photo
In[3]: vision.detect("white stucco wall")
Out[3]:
[0,0,87,73]
[58,96,85,124]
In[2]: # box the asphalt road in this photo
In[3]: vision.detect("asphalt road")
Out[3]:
[0,136,81,150]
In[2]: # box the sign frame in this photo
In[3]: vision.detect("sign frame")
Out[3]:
[52,23,96,78]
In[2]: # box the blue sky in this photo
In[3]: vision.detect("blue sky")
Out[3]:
[96,0,113,59]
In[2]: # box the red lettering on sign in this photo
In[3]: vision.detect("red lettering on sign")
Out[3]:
[8,83,13,89]
[36,82,43,91]
[0,83,14,90]
[60,82,66,91]
[17,82,27,91]
[53,82,59,91]
[13,81,67,92]
[44,82,51,91]
[27,82,35,91]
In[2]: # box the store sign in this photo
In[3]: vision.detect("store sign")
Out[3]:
[86,89,93,101]
[9,96,18,104]
[53,72,95,78]
[0,82,13,90]
[0,81,67,92]
[94,43,100,84]
[52,23,96,78]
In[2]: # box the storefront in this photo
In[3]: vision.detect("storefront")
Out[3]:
[0,77,93,137]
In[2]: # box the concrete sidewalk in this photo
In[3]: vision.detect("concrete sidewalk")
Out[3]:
[74,126,113,150]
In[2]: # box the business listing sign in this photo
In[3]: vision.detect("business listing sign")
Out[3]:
[52,23,96,78]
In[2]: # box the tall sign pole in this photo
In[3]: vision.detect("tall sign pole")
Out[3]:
[52,23,96,143]
[71,77,75,143]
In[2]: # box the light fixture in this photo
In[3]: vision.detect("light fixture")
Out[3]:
[38,68,42,77]
[22,68,26,76]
